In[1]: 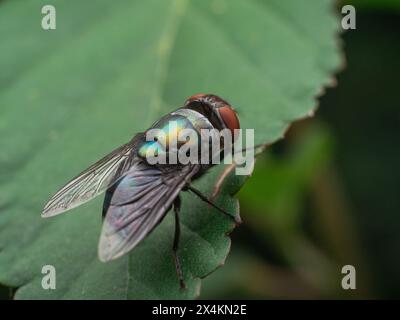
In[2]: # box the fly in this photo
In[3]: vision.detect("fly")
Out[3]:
[42,94,242,289]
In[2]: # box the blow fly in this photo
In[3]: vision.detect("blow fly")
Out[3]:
[42,94,241,288]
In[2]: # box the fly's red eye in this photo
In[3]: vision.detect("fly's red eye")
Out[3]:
[218,105,240,139]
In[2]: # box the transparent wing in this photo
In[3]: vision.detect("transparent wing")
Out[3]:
[98,163,199,262]
[42,134,143,217]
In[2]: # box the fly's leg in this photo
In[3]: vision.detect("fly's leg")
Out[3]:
[186,185,242,225]
[173,196,186,290]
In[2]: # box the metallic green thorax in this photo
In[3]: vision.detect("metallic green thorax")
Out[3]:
[138,108,214,159]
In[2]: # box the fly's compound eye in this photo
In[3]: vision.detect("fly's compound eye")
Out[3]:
[218,105,240,140]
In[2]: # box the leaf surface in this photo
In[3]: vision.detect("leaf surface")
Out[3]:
[0,0,341,299]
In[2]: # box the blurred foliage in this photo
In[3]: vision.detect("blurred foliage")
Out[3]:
[319,8,400,297]
[0,0,340,299]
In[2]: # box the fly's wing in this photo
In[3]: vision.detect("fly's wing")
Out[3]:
[98,163,199,262]
[42,134,143,217]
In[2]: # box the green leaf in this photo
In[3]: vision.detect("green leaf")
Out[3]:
[0,0,341,299]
